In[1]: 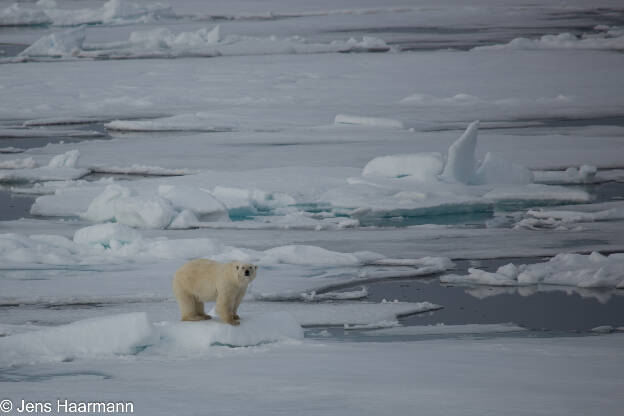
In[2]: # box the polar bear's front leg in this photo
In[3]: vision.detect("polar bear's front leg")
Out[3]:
[232,288,246,321]
[216,292,239,326]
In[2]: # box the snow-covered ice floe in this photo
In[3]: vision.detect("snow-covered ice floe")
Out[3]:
[474,26,624,51]
[321,121,588,221]
[514,202,624,230]
[0,150,88,183]
[104,113,237,132]
[441,252,624,289]
[0,222,454,272]
[0,0,174,27]
[12,25,389,62]
[0,312,303,367]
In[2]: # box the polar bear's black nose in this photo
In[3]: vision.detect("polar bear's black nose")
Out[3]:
[245,270,250,276]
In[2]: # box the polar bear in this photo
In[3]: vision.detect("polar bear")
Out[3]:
[173,259,257,325]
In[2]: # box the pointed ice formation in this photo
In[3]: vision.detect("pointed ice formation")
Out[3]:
[441,120,479,184]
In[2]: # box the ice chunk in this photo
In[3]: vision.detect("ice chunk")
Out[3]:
[19,26,85,57]
[334,114,404,129]
[82,185,175,229]
[261,245,362,266]
[128,25,220,50]
[474,30,624,51]
[591,325,615,334]
[534,165,598,184]
[169,209,200,229]
[158,184,228,220]
[473,152,534,185]
[0,3,51,26]
[156,312,302,351]
[0,157,37,169]
[73,223,143,247]
[362,153,444,181]
[113,195,175,229]
[48,149,80,168]
[441,252,624,288]
[0,313,154,366]
[441,120,479,184]
[212,186,295,215]
[83,184,132,222]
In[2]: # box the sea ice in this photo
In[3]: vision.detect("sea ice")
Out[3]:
[441,252,624,288]
[474,28,624,51]
[105,113,236,132]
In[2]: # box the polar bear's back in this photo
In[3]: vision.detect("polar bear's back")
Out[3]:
[173,258,230,301]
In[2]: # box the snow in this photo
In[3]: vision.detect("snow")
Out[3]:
[533,165,598,184]
[0,150,87,183]
[441,252,624,288]
[47,149,79,169]
[0,0,174,27]
[0,157,37,169]
[155,312,303,351]
[0,311,303,366]
[0,312,154,367]
[362,153,444,180]
[472,152,534,185]
[82,185,175,229]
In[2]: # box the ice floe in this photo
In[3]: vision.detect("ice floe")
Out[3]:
[533,165,598,184]
[513,202,624,231]
[321,121,589,219]
[0,223,454,274]
[0,0,174,27]
[13,24,389,61]
[0,157,37,169]
[104,113,237,132]
[474,27,624,51]
[441,252,624,288]
[0,311,303,366]
[0,150,88,183]
[0,312,155,367]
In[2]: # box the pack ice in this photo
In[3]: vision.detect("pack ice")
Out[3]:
[441,252,624,289]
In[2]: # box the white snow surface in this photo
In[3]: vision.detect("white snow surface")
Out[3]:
[441,252,624,288]
[0,311,303,366]
[1,0,174,27]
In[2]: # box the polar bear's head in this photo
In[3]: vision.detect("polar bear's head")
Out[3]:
[233,261,257,284]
